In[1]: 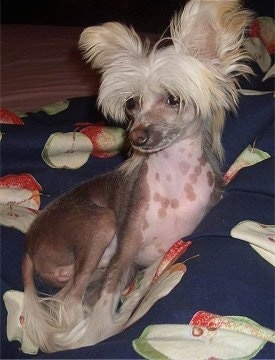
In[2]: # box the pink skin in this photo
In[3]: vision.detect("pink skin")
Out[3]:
[134,134,214,266]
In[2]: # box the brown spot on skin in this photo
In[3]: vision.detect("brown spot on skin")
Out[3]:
[184,183,197,201]
[179,148,185,153]
[207,170,214,187]
[188,165,202,184]
[158,207,166,218]
[151,237,166,255]
[157,246,166,255]
[166,174,172,182]
[170,198,179,208]
[153,192,169,209]
[179,161,191,176]
[142,218,149,231]
[154,192,179,216]
[188,152,192,158]
[155,172,160,182]
[194,165,202,176]
[163,198,169,209]
[199,155,207,166]
[189,173,197,184]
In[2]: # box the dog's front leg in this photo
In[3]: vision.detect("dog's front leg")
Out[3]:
[61,207,117,298]
[82,235,143,346]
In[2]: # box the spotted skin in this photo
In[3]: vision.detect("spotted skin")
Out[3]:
[134,135,215,266]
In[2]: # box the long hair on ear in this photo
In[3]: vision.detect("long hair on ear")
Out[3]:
[169,0,253,163]
[79,23,151,121]
[79,22,147,70]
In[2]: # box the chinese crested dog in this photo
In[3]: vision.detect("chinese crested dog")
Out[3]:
[22,0,252,352]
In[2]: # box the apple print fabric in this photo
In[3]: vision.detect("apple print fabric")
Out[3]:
[1,92,274,359]
[1,16,274,360]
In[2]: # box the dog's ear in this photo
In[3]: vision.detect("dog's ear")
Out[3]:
[170,0,252,73]
[170,0,253,164]
[79,22,146,71]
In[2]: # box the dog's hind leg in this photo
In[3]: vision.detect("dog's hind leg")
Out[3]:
[23,205,117,352]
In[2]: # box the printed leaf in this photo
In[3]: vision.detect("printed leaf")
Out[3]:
[133,311,275,359]
[42,132,93,169]
[152,240,191,283]
[0,203,38,233]
[80,125,127,158]
[191,311,275,343]
[133,323,267,360]
[127,263,186,327]
[133,325,265,360]
[0,108,24,125]
[41,100,69,115]
[3,290,39,355]
[119,241,191,329]
[122,240,191,299]
[224,145,270,184]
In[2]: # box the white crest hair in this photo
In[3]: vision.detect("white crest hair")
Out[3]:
[79,0,253,163]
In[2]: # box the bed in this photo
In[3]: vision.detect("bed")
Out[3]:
[1,6,274,360]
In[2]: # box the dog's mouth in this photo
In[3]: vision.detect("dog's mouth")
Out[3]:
[129,126,182,154]
[131,142,171,154]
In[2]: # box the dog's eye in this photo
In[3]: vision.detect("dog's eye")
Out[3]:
[125,98,136,112]
[167,95,180,107]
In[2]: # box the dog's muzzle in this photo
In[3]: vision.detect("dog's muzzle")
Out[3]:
[128,125,176,152]
[128,127,149,147]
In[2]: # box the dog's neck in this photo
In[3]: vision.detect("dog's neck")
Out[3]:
[122,131,211,177]
[148,133,204,168]
[144,133,214,201]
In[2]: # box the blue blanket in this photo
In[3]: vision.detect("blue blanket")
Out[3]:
[1,19,274,360]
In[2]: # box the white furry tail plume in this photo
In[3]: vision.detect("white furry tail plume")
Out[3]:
[23,256,163,352]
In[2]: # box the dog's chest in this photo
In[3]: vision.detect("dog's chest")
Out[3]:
[135,143,215,266]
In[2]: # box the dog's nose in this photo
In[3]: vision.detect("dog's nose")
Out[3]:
[129,127,149,147]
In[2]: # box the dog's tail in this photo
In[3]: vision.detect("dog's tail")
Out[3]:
[65,259,162,349]
[22,254,87,353]
[23,257,174,352]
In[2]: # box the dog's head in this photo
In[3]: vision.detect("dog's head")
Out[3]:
[79,0,252,159]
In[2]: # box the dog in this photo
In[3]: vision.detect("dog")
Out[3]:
[22,0,252,352]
